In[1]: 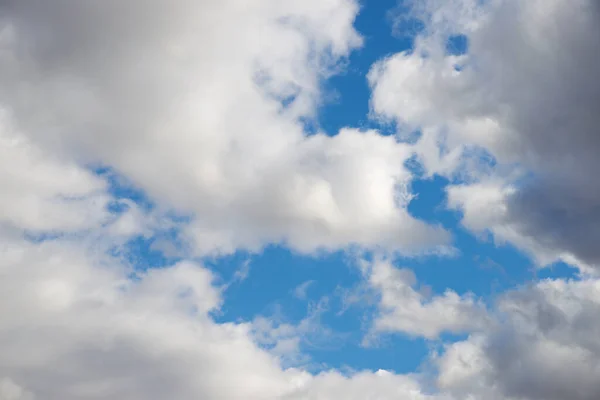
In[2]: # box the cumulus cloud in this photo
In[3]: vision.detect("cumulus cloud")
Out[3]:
[446,180,598,271]
[437,278,600,400]
[0,160,445,400]
[0,236,302,400]
[370,0,600,270]
[0,112,109,233]
[0,0,449,256]
[0,1,454,398]
[366,3,600,396]
[0,143,440,400]
[363,259,488,339]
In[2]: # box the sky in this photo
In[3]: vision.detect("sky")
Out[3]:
[1,0,600,399]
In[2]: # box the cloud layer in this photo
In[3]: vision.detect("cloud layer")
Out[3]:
[1,0,600,399]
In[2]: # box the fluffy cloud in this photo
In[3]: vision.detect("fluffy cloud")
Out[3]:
[437,278,600,400]
[365,259,488,339]
[283,369,446,400]
[370,0,600,270]
[0,165,444,400]
[0,1,452,398]
[367,3,600,396]
[0,112,109,233]
[0,145,440,400]
[0,235,299,400]
[0,0,448,256]
[5,217,600,400]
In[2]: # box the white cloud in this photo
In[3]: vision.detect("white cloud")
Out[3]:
[0,234,297,399]
[0,113,109,233]
[0,0,448,256]
[283,369,447,400]
[363,259,489,339]
[0,378,33,400]
[293,280,316,300]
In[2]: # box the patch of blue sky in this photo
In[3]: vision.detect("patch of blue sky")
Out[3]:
[408,176,535,296]
[317,0,419,135]
[215,247,356,323]
[214,245,431,374]
[95,166,190,269]
[446,34,469,56]
[96,166,155,212]
[536,261,581,281]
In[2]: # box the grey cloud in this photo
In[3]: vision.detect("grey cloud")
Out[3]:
[438,279,600,400]
[506,180,600,266]
[371,0,600,270]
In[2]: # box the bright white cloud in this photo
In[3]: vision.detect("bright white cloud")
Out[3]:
[367,3,600,395]
[283,369,447,400]
[363,259,488,339]
[0,233,293,399]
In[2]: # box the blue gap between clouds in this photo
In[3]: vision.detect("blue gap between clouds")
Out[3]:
[317,0,419,136]
[213,245,429,374]
[446,34,469,56]
[96,166,185,270]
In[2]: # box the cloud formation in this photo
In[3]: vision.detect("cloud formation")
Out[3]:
[2,0,600,399]
[0,0,447,256]
[0,1,449,398]
[437,278,600,400]
[365,259,489,339]
[371,0,600,270]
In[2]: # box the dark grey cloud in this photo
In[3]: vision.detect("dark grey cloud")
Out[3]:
[439,279,600,400]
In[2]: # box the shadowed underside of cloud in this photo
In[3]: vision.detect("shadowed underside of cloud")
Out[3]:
[438,278,600,400]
